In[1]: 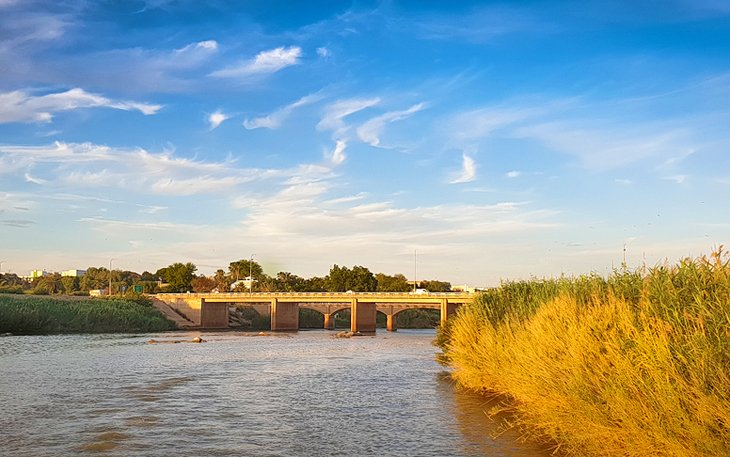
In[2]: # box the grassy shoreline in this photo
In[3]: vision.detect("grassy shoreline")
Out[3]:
[0,294,177,335]
[437,250,730,456]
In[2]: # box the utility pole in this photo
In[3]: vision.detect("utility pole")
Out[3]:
[250,254,255,296]
[413,250,417,292]
[109,258,115,296]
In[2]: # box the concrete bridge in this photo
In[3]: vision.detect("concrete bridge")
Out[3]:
[154,291,472,332]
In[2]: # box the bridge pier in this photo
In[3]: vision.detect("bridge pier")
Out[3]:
[323,313,334,330]
[386,314,396,332]
[440,299,459,327]
[271,298,299,331]
[351,298,376,333]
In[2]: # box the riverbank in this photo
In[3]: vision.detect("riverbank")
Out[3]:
[0,294,177,334]
[437,250,730,456]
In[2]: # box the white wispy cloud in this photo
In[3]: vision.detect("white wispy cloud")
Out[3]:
[23,172,47,185]
[356,102,425,146]
[0,142,277,196]
[316,47,331,58]
[448,105,541,142]
[243,93,323,130]
[208,110,230,130]
[328,140,347,165]
[664,174,688,184]
[516,121,693,170]
[506,170,521,178]
[317,97,381,136]
[0,88,161,123]
[450,153,477,184]
[210,46,302,78]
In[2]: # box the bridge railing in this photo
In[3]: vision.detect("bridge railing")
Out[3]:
[157,291,473,298]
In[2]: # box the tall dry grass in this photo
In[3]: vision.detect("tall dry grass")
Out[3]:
[438,250,730,456]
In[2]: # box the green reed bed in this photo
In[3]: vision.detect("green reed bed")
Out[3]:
[0,295,177,334]
[438,250,730,457]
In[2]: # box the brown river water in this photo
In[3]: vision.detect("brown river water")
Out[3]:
[0,329,551,457]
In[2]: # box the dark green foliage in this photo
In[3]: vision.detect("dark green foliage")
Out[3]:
[228,259,263,281]
[376,273,411,292]
[396,309,440,327]
[0,295,176,334]
[80,267,113,291]
[419,280,452,292]
[325,264,378,292]
[156,262,197,292]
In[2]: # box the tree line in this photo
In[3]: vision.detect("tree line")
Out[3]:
[0,260,452,296]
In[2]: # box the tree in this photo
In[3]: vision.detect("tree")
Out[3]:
[325,265,378,292]
[256,274,278,292]
[276,272,306,291]
[140,271,158,282]
[376,273,411,292]
[34,273,62,294]
[80,267,113,291]
[419,280,451,292]
[213,269,232,292]
[228,259,263,281]
[156,262,197,292]
[191,275,217,293]
[302,276,326,292]
[61,276,80,294]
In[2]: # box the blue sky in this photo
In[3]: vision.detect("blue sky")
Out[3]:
[1,0,729,285]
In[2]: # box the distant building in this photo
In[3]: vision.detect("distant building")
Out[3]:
[61,269,86,277]
[21,270,51,281]
[452,285,486,294]
[230,277,255,291]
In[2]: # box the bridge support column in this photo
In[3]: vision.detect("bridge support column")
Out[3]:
[385,305,396,332]
[271,299,299,331]
[351,299,376,333]
[440,299,459,327]
[323,313,334,330]
[386,314,397,332]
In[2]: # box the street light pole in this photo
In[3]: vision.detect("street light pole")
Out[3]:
[249,254,255,295]
[413,250,417,292]
[109,258,115,296]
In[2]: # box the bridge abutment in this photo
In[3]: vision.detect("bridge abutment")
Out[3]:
[200,300,229,328]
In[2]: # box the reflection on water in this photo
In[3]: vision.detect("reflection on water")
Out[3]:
[0,330,551,457]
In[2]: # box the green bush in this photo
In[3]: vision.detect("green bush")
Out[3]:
[0,294,176,334]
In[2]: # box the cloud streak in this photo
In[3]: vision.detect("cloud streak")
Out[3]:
[356,102,425,146]
[244,93,323,130]
[317,97,380,136]
[210,46,302,78]
[0,88,161,123]
[450,154,477,184]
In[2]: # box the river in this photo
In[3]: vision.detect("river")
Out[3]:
[0,330,551,457]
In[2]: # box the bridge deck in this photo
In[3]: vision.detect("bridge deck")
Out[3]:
[157,291,472,304]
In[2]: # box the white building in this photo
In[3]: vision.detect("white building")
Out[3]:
[61,269,86,277]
